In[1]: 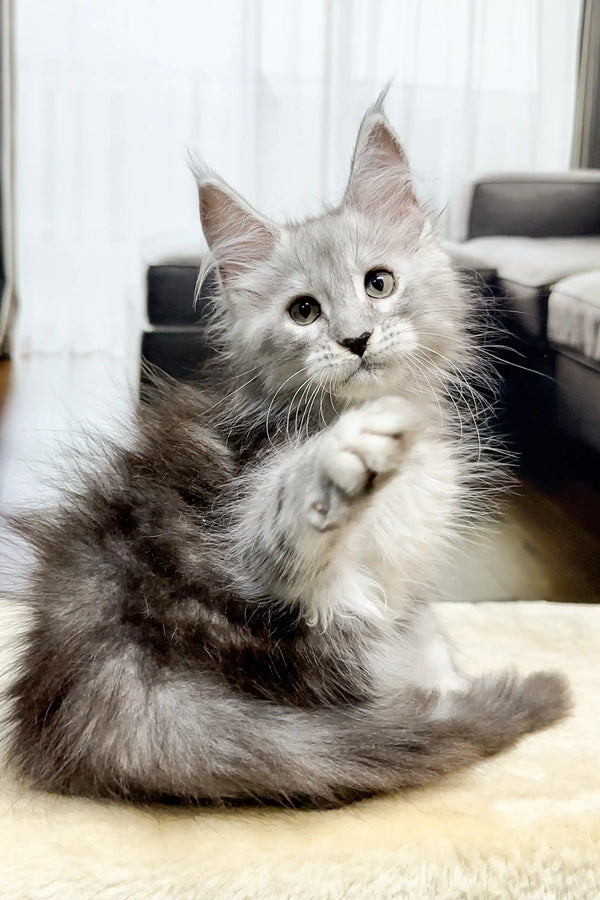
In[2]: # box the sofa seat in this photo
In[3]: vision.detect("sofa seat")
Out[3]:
[546,271,600,453]
[449,236,600,340]
[548,270,600,362]
[1,600,599,899]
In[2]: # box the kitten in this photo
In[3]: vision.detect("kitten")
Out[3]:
[3,99,569,807]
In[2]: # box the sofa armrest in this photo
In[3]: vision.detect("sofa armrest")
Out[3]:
[467,171,600,240]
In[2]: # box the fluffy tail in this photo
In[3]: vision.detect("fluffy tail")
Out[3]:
[8,648,571,807]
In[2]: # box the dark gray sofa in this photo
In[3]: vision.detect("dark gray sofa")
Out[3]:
[141,235,215,385]
[445,171,600,455]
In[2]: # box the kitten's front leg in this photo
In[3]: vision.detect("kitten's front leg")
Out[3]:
[232,397,423,594]
[306,396,423,532]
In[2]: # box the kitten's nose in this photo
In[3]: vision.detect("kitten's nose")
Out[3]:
[340,332,372,358]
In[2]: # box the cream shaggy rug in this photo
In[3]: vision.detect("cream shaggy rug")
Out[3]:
[0,601,598,900]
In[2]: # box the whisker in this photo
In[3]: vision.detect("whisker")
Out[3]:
[265,366,310,449]
[286,375,315,442]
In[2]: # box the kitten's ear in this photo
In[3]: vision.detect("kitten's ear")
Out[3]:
[197,175,279,285]
[344,107,418,223]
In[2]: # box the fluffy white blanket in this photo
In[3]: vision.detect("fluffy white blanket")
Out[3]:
[0,601,598,900]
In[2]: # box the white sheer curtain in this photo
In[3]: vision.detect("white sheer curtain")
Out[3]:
[15,0,582,357]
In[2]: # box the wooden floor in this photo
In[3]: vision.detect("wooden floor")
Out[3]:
[0,358,10,414]
[1,356,599,603]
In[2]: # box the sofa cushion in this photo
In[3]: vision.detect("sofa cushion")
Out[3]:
[440,241,497,283]
[547,271,600,362]
[554,350,600,454]
[454,236,600,341]
[142,231,210,326]
[146,265,218,326]
[460,236,600,288]
[141,328,213,385]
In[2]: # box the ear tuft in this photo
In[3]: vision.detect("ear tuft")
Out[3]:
[190,158,278,285]
[344,104,417,224]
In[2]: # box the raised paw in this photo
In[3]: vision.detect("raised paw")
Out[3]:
[306,396,423,532]
[322,396,422,495]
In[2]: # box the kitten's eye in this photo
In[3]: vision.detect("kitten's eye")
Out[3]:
[289,296,321,326]
[365,269,395,299]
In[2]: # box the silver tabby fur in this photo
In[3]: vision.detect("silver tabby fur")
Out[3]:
[3,98,570,808]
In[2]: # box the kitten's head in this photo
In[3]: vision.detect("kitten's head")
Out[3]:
[194,100,473,407]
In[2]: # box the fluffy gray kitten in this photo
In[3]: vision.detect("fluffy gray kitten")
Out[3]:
[5,101,569,807]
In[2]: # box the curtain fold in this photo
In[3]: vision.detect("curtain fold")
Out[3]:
[14,0,583,356]
[572,0,600,168]
[0,0,15,356]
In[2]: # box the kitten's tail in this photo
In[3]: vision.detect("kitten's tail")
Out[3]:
[266,669,570,807]
[9,660,570,808]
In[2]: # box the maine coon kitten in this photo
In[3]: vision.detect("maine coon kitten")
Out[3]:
[4,100,569,807]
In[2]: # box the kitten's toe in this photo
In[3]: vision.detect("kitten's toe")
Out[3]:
[323,396,424,495]
[306,482,351,532]
[323,448,373,498]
